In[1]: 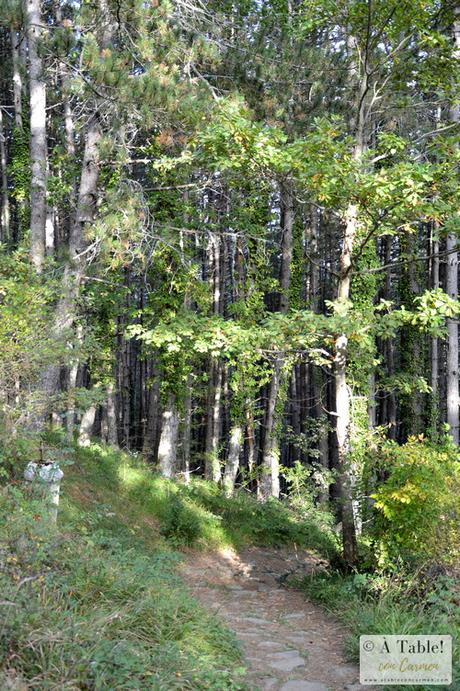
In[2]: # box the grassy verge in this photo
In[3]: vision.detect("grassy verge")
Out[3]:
[296,568,459,691]
[0,445,246,690]
[69,443,339,558]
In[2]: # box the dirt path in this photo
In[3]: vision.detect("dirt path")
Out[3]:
[182,546,373,691]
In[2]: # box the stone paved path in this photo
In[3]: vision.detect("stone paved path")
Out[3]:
[181,546,376,691]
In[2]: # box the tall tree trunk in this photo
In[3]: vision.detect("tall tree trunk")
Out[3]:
[333,31,369,565]
[446,8,460,443]
[205,360,222,482]
[259,361,282,499]
[11,29,23,130]
[382,236,397,438]
[223,424,243,495]
[158,394,179,478]
[106,382,118,446]
[143,360,160,460]
[31,118,101,429]
[334,200,360,567]
[204,233,223,482]
[430,223,440,432]
[407,234,424,433]
[11,28,25,237]
[307,204,330,493]
[78,404,96,447]
[26,0,47,271]
[182,376,192,482]
[259,182,294,500]
[245,404,256,474]
[446,234,459,443]
[0,107,10,242]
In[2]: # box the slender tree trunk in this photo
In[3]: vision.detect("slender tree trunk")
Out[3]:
[0,107,9,242]
[205,360,222,482]
[308,205,330,497]
[78,405,96,447]
[204,232,223,482]
[143,360,160,460]
[26,0,47,271]
[182,376,192,482]
[334,200,359,567]
[30,118,102,429]
[446,233,459,443]
[290,367,301,447]
[245,404,256,474]
[382,236,397,438]
[223,424,243,495]
[333,32,369,565]
[55,2,76,245]
[446,9,460,443]
[431,224,440,431]
[106,382,118,446]
[407,234,424,432]
[158,394,179,478]
[259,182,294,500]
[11,29,23,130]
[259,361,282,499]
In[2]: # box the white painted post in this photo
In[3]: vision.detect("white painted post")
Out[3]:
[24,462,64,524]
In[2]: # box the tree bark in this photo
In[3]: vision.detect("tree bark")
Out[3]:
[11,29,23,130]
[205,360,222,482]
[446,232,459,443]
[446,9,460,443]
[142,359,160,460]
[106,382,118,446]
[26,0,47,271]
[430,223,440,431]
[223,424,243,495]
[182,375,192,482]
[158,395,179,478]
[204,232,223,482]
[78,405,96,447]
[0,107,10,242]
[332,30,370,566]
[259,182,294,500]
[29,118,101,428]
[334,201,359,567]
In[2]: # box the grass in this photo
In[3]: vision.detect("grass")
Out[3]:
[0,441,339,689]
[296,568,460,691]
[68,443,339,558]
[0,446,246,689]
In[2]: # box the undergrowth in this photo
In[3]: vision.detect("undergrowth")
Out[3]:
[71,443,338,558]
[296,568,459,691]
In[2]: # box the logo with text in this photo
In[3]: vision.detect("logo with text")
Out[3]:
[360,635,452,685]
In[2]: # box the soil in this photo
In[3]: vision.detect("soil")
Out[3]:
[181,546,376,691]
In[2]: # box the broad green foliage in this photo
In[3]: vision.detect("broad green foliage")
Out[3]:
[371,436,460,569]
[128,286,460,412]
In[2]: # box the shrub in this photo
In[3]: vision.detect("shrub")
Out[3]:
[370,436,460,569]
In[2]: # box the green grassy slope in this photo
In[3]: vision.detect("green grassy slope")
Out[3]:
[0,443,338,690]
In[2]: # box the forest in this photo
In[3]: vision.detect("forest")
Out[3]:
[0,0,459,689]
